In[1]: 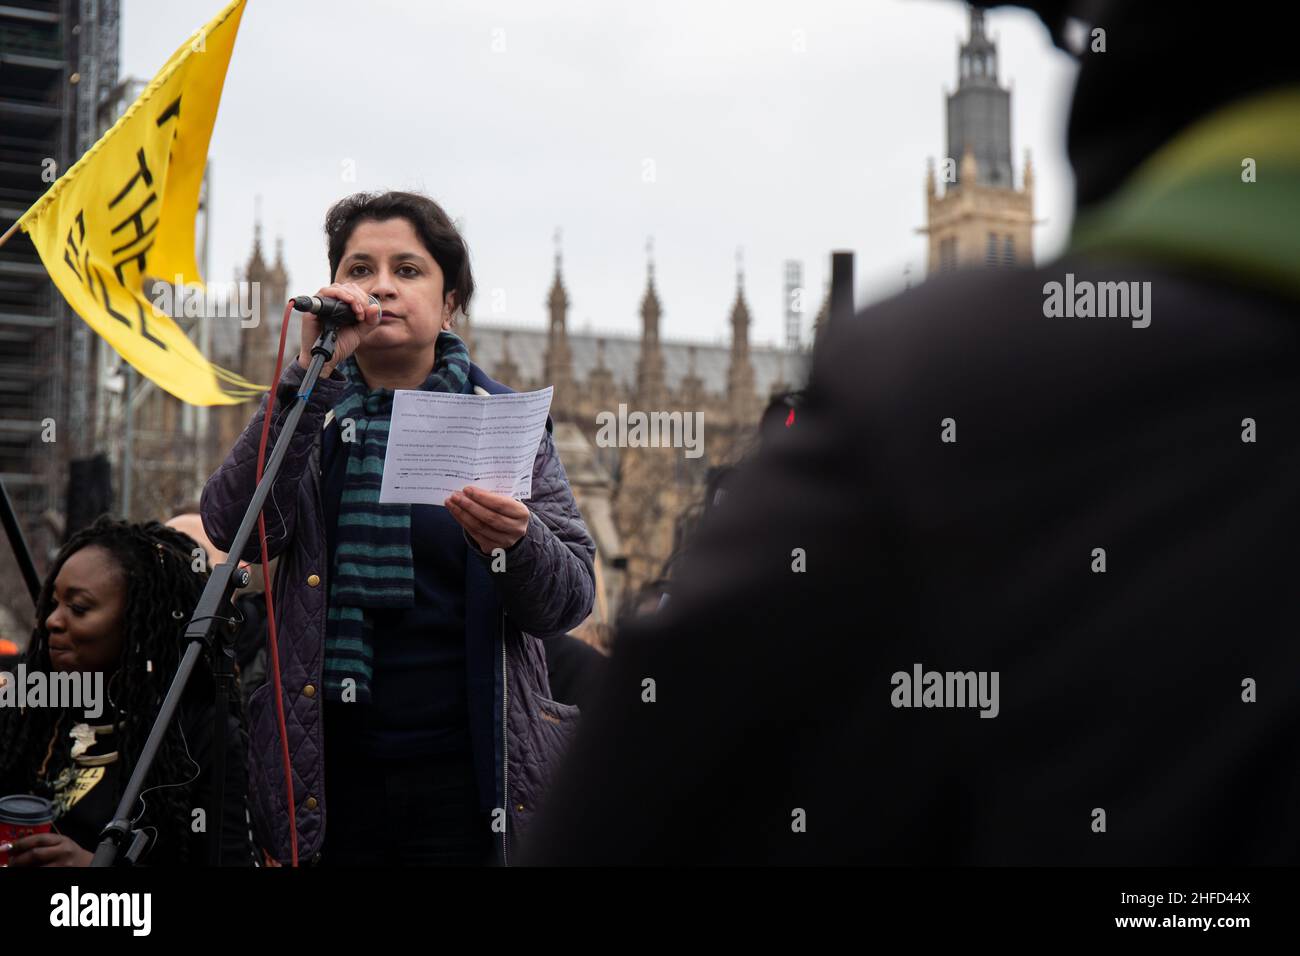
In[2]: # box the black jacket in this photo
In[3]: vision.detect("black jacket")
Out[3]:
[522,13,1300,865]
[4,699,258,867]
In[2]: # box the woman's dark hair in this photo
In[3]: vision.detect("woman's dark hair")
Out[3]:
[0,516,218,864]
[324,190,475,320]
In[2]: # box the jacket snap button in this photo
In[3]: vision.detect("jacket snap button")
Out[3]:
[303,684,316,698]
[515,803,524,812]
[305,796,318,810]
[307,573,320,587]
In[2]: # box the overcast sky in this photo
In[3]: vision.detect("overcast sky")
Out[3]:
[122,0,1080,349]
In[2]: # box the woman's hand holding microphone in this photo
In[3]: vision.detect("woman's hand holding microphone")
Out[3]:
[296,282,383,378]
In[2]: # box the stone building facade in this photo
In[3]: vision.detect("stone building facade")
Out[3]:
[467,248,810,616]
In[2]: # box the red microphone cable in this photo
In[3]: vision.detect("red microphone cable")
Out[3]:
[250,299,305,866]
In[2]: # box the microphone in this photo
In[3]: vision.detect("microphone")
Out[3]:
[291,294,381,324]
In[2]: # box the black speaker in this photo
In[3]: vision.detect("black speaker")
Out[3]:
[64,454,114,544]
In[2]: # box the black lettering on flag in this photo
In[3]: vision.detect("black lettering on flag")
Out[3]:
[106,147,159,278]
[109,192,157,260]
[156,96,182,164]
[92,264,168,351]
[62,209,90,288]
[94,264,132,329]
[113,239,155,285]
[63,250,81,283]
[137,298,167,350]
[109,149,155,209]
[156,96,181,127]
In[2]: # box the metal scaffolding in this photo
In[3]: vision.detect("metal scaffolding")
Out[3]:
[0,0,119,635]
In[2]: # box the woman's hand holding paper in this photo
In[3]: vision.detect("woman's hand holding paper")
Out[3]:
[447,485,530,553]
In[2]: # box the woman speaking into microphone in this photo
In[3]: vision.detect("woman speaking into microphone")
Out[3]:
[200,191,596,866]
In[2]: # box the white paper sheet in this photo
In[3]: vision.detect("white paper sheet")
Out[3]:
[379,386,554,506]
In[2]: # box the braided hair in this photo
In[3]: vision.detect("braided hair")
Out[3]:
[0,515,220,864]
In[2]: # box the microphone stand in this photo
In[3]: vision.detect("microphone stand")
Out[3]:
[0,476,41,607]
[91,319,342,866]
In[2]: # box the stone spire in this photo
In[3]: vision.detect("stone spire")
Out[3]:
[543,227,574,414]
[726,246,757,421]
[640,235,661,344]
[950,4,1012,188]
[617,240,675,590]
[636,235,666,405]
[241,199,277,388]
[494,330,520,386]
[246,196,267,277]
[264,233,290,344]
[273,234,287,279]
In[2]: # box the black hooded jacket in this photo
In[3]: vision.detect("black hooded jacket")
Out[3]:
[522,6,1300,864]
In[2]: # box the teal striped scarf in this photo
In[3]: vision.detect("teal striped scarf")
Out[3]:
[323,331,472,702]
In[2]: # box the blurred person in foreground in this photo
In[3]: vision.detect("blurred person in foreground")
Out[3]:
[524,3,1300,864]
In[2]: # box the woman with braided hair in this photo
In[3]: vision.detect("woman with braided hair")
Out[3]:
[0,516,256,866]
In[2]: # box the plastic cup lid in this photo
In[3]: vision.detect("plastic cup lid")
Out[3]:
[0,794,55,824]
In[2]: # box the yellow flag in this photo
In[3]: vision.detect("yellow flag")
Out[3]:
[16,0,263,405]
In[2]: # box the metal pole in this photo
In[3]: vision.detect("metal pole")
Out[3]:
[0,478,41,606]
[92,319,341,868]
[196,163,212,493]
[121,365,132,518]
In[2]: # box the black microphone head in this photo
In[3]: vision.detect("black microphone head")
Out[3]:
[290,293,380,324]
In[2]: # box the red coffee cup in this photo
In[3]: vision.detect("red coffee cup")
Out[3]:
[0,794,54,865]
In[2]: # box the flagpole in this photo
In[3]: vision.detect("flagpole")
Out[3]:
[121,366,134,518]
[0,220,20,250]
[0,478,41,606]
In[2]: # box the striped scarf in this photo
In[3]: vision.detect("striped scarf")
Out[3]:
[323,331,472,702]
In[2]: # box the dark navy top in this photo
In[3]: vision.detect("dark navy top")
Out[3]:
[322,413,472,760]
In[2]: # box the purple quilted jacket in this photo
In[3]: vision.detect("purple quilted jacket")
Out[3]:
[200,357,595,865]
